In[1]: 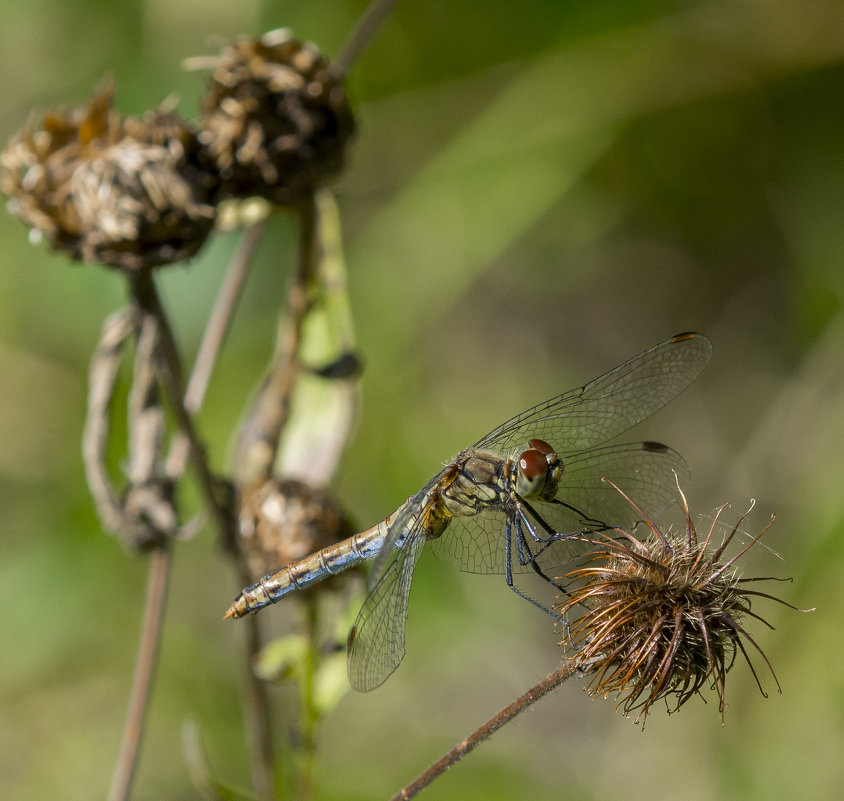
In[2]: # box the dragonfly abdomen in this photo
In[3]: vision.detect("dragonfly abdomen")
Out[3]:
[224,521,390,618]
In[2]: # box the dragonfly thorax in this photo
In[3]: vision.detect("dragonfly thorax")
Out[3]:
[438,451,509,520]
[515,438,563,501]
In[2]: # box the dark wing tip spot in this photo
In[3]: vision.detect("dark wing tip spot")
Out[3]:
[641,441,669,452]
[347,625,357,649]
[671,331,698,342]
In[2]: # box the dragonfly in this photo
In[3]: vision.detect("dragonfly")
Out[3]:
[226,331,712,692]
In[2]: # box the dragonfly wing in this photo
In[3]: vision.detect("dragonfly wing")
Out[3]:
[474,332,711,456]
[347,520,428,692]
[431,442,688,576]
[430,511,511,575]
[367,470,449,591]
[529,441,690,573]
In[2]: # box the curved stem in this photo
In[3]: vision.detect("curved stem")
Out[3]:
[107,545,172,801]
[234,198,316,484]
[167,220,267,479]
[390,661,579,801]
[130,271,233,547]
[108,225,267,799]
[225,203,319,797]
[333,0,402,76]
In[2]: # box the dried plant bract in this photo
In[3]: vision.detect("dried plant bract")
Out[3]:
[238,477,353,583]
[558,480,794,724]
[186,28,355,205]
[1,83,217,271]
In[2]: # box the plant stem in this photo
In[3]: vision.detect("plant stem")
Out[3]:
[107,545,172,801]
[390,662,580,801]
[239,599,277,801]
[234,198,316,484]
[167,220,267,479]
[130,271,233,547]
[333,0,402,76]
[109,224,267,800]
[297,597,320,801]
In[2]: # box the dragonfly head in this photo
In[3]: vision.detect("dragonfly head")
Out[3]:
[516,438,563,501]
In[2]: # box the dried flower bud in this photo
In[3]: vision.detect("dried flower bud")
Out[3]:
[238,477,353,582]
[558,481,794,724]
[1,82,217,271]
[186,28,355,205]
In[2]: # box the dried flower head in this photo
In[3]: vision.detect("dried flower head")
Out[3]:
[238,477,353,582]
[185,28,355,205]
[558,480,795,724]
[1,82,217,271]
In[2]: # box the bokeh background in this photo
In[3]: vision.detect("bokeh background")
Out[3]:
[2,0,843,799]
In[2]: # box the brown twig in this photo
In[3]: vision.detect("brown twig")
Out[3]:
[239,600,277,801]
[167,219,267,479]
[176,219,277,801]
[333,0,402,77]
[390,661,580,801]
[128,270,233,546]
[107,545,172,801]
[106,265,248,801]
[234,198,317,485]
[225,200,320,800]
[83,309,137,541]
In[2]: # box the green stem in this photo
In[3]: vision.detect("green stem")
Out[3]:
[297,597,321,801]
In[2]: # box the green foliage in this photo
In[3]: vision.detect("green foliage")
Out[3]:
[1,1,842,800]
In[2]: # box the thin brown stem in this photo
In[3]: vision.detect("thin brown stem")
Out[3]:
[134,268,280,798]
[107,224,267,799]
[333,0,402,77]
[107,545,172,801]
[234,198,317,484]
[82,309,136,541]
[227,202,319,798]
[167,220,267,478]
[390,661,579,801]
[129,271,233,547]
[239,586,277,801]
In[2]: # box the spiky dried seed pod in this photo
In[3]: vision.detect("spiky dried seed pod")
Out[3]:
[238,477,354,583]
[1,83,217,271]
[186,28,355,205]
[558,481,792,724]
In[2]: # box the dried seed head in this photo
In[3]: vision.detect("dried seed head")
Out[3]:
[558,481,793,724]
[1,82,217,272]
[186,28,355,205]
[238,477,354,582]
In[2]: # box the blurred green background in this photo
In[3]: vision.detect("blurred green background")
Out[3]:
[2,0,843,799]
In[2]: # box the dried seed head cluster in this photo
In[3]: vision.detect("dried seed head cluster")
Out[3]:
[1,83,217,271]
[186,28,355,205]
[238,477,353,583]
[2,29,356,270]
[558,481,790,724]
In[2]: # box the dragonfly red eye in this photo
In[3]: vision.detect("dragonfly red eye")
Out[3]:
[519,449,547,480]
[528,438,554,455]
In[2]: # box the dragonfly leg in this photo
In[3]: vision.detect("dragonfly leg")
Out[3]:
[514,509,565,585]
[504,514,565,624]
[549,498,615,532]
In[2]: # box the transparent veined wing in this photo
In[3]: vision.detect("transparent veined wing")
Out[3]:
[474,332,711,457]
[367,467,454,591]
[346,517,428,692]
[430,441,689,574]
